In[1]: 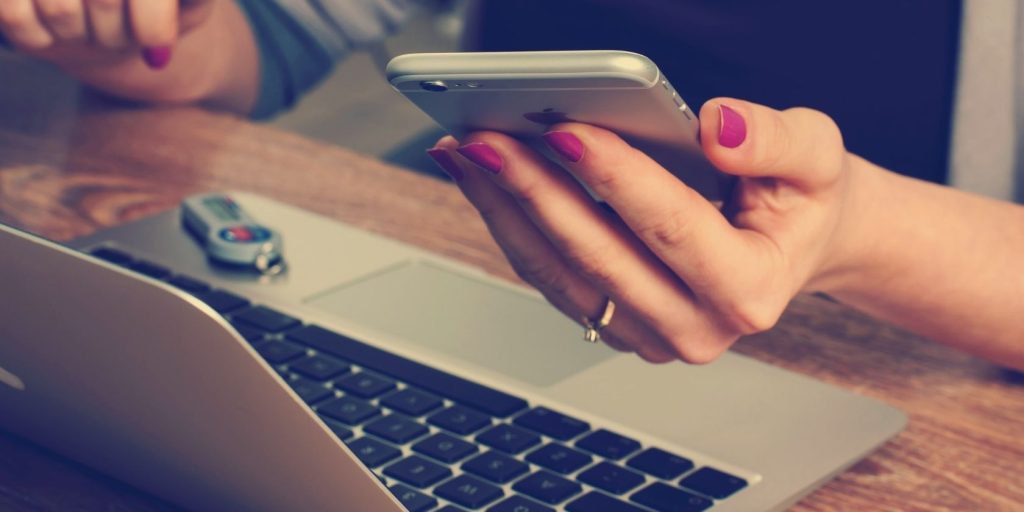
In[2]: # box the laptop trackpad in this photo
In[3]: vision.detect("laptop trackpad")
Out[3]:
[305,260,613,387]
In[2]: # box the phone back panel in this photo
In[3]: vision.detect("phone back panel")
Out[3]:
[388,51,728,198]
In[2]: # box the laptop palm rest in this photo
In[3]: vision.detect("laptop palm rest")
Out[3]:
[305,260,614,388]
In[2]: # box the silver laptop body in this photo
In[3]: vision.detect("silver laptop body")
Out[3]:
[0,192,906,511]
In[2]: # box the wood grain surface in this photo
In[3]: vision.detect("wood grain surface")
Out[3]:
[0,65,1022,512]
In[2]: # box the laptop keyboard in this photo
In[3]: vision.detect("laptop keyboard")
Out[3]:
[89,247,750,512]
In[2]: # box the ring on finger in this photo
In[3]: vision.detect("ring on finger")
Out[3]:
[582,297,616,343]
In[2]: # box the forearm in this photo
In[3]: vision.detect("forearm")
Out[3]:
[822,156,1024,368]
[50,1,259,114]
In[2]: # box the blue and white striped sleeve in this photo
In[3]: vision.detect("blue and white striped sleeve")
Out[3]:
[235,0,421,119]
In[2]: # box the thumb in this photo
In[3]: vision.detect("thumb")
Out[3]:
[138,0,216,69]
[699,99,847,190]
[130,0,179,49]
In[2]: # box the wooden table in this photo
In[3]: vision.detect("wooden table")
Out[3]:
[1,61,1023,512]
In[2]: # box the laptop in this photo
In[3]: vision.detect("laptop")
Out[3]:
[0,191,905,512]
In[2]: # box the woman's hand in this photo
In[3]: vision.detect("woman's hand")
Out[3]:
[0,0,217,69]
[0,0,257,113]
[428,99,866,364]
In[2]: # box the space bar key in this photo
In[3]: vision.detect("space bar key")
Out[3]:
[286,325,528,418]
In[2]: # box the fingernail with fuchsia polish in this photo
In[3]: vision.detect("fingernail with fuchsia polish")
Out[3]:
[426,148,464,181]
[456,143,503,174]
[142,46,173,70]
[718,104,747,148]
[542,131,585,162]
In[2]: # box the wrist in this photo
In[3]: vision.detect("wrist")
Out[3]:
[803,153,894,296]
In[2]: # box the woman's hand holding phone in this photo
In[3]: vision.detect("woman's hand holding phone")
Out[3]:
[428,98,870,364]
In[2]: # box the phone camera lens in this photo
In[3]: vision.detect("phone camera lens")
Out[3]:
[420,80,448,92]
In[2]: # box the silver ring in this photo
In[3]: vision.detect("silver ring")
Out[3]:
[582,298,616,343]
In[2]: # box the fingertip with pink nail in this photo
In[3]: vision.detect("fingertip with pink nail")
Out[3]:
[142,46,173,70]
[456,143,503,174]
[426,148,464,181]
[542,131,585,163]
[718,104,747,149]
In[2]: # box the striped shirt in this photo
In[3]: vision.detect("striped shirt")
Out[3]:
[236,0,420,118]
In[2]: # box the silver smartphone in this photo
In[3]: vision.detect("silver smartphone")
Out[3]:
[386,50,727,198]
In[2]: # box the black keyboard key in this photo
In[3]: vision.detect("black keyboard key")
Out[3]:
[317,396,380,425]
[390,484,438,512]
[679,467,747,499]
[477,424,541,455]
[463,451,529,484]
[287,376,333,404]
[255,340,306,364]
[231,322,267,343]
[435,474,504,509]
[576,462,645,495]
[428,405,491,435]
[627,448,694,480]
[567,492,647,512]
[488,495,554,512]
[363,414,429,444]
[438,507,468,512]
[167,274,211,294]
[290,354,350,381]
[512,471,582,504]
[194,289,250,313]
[525,444,592,474]
[384,455,452,488]
[128,260,172,280]
[412,432,477,463]
[233,305,300,333]
[288,325,528,417]
[335,371,396,399]
[319,416,354,441]
[514,407,590,441]
[90,247,134,266]
[575,429,641,460]
[346,437,401,468]
[630,483,712,512]
[381,388,443,416]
